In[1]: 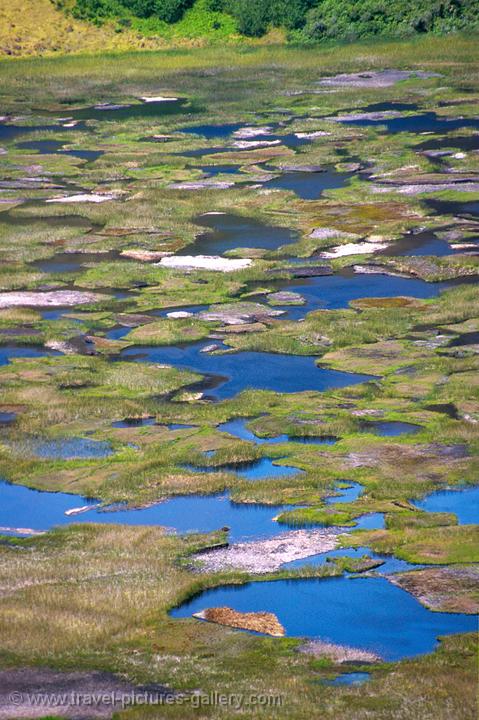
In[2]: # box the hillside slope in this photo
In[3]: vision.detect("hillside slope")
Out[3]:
[0,0,169,56]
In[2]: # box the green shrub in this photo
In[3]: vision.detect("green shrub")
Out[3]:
[65,0,479,37]
[72,0,196,24]
[223,0,270,36]
[302,0,479,42]
[269,0,316,30]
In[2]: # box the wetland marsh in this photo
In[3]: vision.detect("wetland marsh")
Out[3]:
[0,34,478,720]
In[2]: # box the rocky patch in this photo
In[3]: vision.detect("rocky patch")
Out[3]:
[0,290,101,308]
[267,291,305,305]
[317,70,440,88]
[389,565,479,614]
[198,302,284,324]
[193,528,343,573]
[168,180,235,190]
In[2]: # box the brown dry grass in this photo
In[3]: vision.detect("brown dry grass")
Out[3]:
[0,0,166,57]
[196,606,285,637]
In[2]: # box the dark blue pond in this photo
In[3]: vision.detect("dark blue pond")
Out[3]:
[0,481,293,542]
[0,122,79,142]
[217,417,337,446]
[198,164,241,177]
[361,102,419,113]
[380,230,455,257]
[262,169,353,200]
[179,123,307,149]
[322,672,371,686]
[360,421,421,437]
[40,309,70,321]
[0,412,16,424]
[426,199,479,220]
[414,135,479,153]
[281,270,448,318]
[120,342,374,400]
[0,345,61,366]
[183,457,302,481]
[16,140,103,161]
[352,514,385,530]
[170,575,476,660]
[326,482,362,505]
[106,326,133,340]
[54,99,191,121]
[187,213,298,254]
[180,123,245,139]
[340,112,479,135]
[448,331,479,347]
[414,485,479,525]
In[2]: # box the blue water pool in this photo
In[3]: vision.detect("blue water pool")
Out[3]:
[414,485,479,525]
[120,342,374,400]
[170,575,477,660]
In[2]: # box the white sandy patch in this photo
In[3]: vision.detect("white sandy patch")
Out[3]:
[158,255,252,272]
[232,139,281,149]
[46,193,118,204]
[320,240,388,258]
[295,130,331,139]
[166,311,193,318]
[140,95,178,102]
[232,126,273,139]
[65,504,100,517]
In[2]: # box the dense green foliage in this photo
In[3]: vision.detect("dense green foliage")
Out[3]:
[223,0,317,36]
[61,0,479,39]
[301,0,479,42]
[70,0,196,24]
